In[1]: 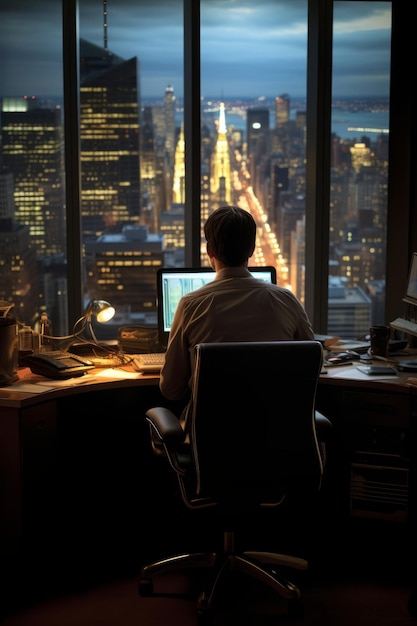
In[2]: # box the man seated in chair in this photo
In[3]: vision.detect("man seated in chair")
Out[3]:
[159,204,329,444]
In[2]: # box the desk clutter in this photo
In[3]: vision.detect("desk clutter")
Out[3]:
[315,330,415,375]
[0,304,19,386]
[118,325,164,354]
[18,346,165,379]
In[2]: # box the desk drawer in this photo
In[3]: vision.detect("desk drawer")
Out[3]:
[350,452,409,523]
[20,402,57,446]
[342,390,411,522]
[342,390,409,428]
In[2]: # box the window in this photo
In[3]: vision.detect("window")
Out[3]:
[0,1,396,342]
[329,1,391,337]
[0,2,66,331]
[200,1,308,294]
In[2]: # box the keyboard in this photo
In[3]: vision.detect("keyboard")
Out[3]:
[390,317,417,337]
[132,353,165,372]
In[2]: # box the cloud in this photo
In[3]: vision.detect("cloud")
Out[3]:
[0,0,391,99]
[333,4,391,33]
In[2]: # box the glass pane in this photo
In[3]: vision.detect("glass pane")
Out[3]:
[200,1,308,300]
[79,1,184,339]
[0,2,66,335]
[329,1,391,338]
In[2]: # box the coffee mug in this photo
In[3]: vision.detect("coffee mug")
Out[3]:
[369,325,390,358]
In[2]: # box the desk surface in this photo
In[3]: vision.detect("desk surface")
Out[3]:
[0,364,160,409]
[2,353,417,410]
[320,360,417,392]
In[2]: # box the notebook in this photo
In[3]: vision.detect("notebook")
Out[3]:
[156,266,277,349]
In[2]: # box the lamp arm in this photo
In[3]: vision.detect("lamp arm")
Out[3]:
[88,320,100,344]
[73,316,88,334]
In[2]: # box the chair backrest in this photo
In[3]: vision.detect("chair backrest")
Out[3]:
[186,340,324,511]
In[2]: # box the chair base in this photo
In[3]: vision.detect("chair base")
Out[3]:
[139,531,308,622]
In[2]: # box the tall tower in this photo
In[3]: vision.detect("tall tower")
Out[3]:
[210,102,232,205]
[172,123,185,204]
[140,106,157,231]
[0,171,39,324]
[79,38,141,238]
[164,85,176,170]
[275,94,290,128]
[246,107,270,193]
[1,101,65,257]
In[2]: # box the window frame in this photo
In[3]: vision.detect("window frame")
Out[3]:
[61,0,412,332]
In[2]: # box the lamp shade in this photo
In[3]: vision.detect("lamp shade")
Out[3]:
[84,300,115,323]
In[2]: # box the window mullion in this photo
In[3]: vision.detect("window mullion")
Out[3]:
[184,0,201,266]
[63,0,83,328]
[305,0,333,332]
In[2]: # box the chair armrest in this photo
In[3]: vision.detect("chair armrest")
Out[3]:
[145,406,189,476]
[314,410,332,441]
[145,406,186,447]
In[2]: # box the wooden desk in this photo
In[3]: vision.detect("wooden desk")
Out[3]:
[0,366,164,587]
[1,361,417,590]
[317,362,416,525]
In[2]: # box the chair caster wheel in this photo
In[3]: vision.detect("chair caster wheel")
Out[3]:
[138,577,154,597]
[197,592,213,625]
[197,607,213,626]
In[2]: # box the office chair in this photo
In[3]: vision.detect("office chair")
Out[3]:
[139,340,331,625]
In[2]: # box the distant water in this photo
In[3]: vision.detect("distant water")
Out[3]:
[191,107,389,142]
[330,108,389,141]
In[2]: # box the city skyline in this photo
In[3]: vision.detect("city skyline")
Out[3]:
[0,1,391,99]
[0,0,392,339]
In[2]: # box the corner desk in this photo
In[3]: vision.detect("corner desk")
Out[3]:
[1,359,416,593]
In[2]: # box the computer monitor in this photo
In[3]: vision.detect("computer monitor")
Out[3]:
[157,266,277,349]
[404,252,417,306]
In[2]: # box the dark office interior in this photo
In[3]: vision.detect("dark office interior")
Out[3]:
[1,0,417,625]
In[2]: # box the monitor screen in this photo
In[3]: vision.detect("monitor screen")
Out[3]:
[157,266,277,348]
[404,252,417,305]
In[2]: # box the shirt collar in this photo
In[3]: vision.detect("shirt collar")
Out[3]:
[214,266,252,280]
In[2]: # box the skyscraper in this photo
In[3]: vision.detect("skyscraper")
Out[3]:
[210,102,232,206]
[275,94,290,127]
[140,106,158,231]
[0,173,38,323]
[1,101,65,257]
[164,85,176,172]
[84,225,164,320]
[246,107,270,194]
[172,123,185,205]
[79,39,141,238]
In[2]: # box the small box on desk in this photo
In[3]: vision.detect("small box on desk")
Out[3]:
[69,340,119,356]
[118,325,164,354]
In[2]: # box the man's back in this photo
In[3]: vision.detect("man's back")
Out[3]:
[160,266,314,403]
[178,267,313,344]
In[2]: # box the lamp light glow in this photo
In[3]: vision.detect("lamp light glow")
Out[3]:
[84,300,116,324]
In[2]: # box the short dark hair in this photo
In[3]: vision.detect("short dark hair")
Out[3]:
[204,206,256,266]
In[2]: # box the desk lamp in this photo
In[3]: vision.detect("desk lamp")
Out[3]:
[73,300,116,346]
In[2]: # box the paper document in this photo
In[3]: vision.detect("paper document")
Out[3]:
[330,369,398,381]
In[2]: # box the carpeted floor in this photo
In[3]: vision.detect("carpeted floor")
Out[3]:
[1,494,415,625]
[0,570,415,626]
